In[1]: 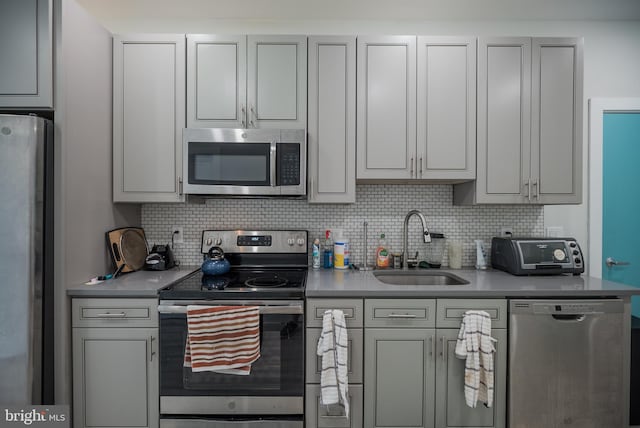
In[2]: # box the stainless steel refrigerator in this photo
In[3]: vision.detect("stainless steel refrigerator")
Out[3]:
[0,114,54,404]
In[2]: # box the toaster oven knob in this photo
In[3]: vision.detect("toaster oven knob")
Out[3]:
[287,238,295,246]
[553,249,566,261]
[573,250,580,256]
[574,258,582,264]
[297,238,305,246]
[569,242,577,248]
[214,238,222,246]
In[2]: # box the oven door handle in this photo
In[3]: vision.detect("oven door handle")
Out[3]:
[158,304,303,315]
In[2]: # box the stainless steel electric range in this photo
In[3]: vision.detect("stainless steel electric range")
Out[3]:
[158,230,307,428]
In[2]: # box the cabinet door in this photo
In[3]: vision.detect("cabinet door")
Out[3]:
[357,36,417,180]
[308,36,356,203]
[113,34,185,202]
[0,0,52,108]
[306,327,363,384]
[476,38,531,203]
[434,329,507,428]
[247,35,307,129]
[417,37,476,180]
[364,328,435,428]
[187,34,247,128]
[531,38,583,204]
[72,327,158,428]
[306,384,363,428]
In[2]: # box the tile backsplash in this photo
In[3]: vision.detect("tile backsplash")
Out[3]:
[142,184,544,268]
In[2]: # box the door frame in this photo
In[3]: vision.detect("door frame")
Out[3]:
[588,98,640,278]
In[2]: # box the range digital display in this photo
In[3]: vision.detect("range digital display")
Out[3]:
[237,235,272,246]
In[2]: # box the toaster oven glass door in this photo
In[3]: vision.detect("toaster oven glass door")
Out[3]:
[518,241,570,265]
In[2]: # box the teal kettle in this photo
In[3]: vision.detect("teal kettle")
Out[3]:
[201,246,231,276]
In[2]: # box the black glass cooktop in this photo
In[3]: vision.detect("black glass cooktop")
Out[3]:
[159,268,307,300]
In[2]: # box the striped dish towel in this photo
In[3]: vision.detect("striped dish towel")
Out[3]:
[316,309,349,418]
[454,310,497,408]
[183,305,260,375]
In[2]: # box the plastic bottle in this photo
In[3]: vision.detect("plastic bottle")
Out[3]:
[376,233,390,268]
[323,230,333,268]
[475,239,487,270]
[312,238,321,269]
[334,230,350,270]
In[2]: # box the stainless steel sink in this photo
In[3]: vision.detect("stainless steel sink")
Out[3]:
[373,270,469,286]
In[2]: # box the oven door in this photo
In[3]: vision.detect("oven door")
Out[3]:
[158,300,304,416]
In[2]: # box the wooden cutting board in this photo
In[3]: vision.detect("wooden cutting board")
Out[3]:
[106,227,148,273]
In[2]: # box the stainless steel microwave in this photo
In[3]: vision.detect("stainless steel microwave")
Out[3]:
[183,128,306,196]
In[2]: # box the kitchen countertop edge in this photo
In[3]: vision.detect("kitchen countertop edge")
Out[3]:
[66,266,200,298]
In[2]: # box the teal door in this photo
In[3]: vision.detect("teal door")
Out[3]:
[603,112,640,316]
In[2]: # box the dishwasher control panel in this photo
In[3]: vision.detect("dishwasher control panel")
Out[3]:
[512,299,624,316]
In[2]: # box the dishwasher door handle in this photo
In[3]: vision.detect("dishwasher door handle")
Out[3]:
[551,314,586,322]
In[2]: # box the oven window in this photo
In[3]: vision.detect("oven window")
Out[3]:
[160,313,304,396]
[188,142,270,186]
[519,241,568,264]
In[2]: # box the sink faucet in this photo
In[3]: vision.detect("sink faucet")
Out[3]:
[402,210,431,269]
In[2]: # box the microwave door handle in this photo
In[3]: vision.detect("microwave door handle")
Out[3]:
[270,141,277,186]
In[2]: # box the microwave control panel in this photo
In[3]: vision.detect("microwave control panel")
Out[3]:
[277,143,300,186]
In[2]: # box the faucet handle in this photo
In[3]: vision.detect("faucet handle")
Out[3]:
[423,231,431,243]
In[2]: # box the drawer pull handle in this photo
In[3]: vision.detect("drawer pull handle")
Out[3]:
[95,312,127,318]
[387,313,417,319]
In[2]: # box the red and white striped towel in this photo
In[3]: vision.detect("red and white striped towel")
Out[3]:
[183,305,260,375]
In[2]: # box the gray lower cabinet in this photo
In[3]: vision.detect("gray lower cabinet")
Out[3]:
[363,299,507,428]
[306,384,363,428]
[72,298,159,428]
[364,327,437,428]
[434,329,507,428]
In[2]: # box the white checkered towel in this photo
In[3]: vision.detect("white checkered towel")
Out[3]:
[316,309,349,418]
[455,310,497,408]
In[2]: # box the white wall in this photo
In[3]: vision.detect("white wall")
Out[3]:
[53,0,140,404]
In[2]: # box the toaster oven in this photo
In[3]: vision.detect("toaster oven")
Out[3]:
[491,237,584,276]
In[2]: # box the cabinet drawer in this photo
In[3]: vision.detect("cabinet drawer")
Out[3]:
[306,328,363,384]
[305,384,363,428]
[436,299,507,329]
[72,298,158,328]
[307,299,363,328]
[365,299,436,328]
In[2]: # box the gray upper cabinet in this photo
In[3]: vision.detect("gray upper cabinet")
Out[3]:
[455,37,583,204]
[0,0,52,108]
[188,35,306,129]
[307,36,356,203]
[531,38,583,204]
[187,35,247,128]
[417,36,476,180]
[357,36,477,181]
[357,36,417,180]
[113,34,186,203]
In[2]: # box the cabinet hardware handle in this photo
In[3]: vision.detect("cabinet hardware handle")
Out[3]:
[410,157,414,178]
[178,176,183,195]
[250,104,256,128]
[150,336,156,362]
[386,313,417,318]
[96,312,126,318]
[429,335,434,357]
[419,157,423,178]
[440,336,446,360]
[524,179,531,202]
[241,104,246,128]
[532,178,539,200]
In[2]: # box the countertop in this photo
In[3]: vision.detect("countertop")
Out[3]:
[305,267,640,298]
[66,265,199,297]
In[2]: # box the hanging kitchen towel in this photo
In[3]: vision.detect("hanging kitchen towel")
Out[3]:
[184,305,260,375]
[316,309,349,418]
[455,310,497,408]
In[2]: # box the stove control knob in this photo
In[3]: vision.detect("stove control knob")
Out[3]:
[214,238,222,246]
[205,238,213,246]
[287,238,295,246]
[297,238,305,246]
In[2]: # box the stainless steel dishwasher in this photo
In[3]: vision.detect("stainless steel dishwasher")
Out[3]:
[509,299,628,428]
